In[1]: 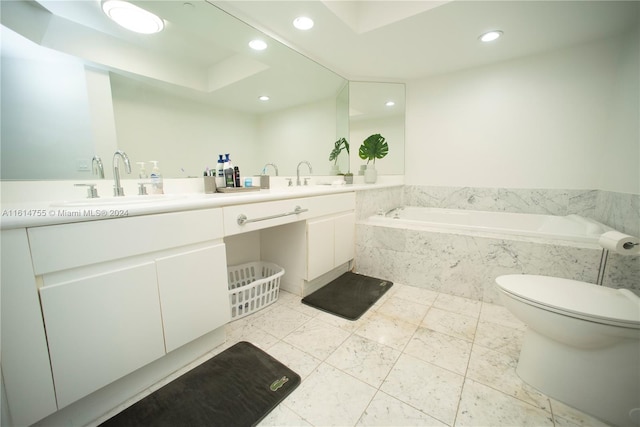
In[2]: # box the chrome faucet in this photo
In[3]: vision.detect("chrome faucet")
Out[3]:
[92,156,104,179]
[262,163,279,176]
[296,161,312,186]
[112,150,131,196]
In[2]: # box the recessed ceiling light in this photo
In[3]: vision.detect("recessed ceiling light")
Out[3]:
[259,95,270,101]
[479,30,503,42]
[293,16,314,30]
[385,101,395,107]
[249,39,268,51]
[102,0,164,34]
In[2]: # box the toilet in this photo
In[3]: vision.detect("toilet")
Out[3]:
[495,274,640,427]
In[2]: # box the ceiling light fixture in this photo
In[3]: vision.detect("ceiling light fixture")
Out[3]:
[385,101,395,107]
[102,0,164,34]
[259,95,270,101]
[293,16,314,30]
[479,30,503,42]
[249,39,268,51]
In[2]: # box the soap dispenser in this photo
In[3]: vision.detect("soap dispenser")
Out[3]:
[149,160,164,195]
[136,162,148,179]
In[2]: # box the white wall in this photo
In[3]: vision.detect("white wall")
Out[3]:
[111,81,259,179]
[405,28,639,194]
[350,115,405,175]
[257,97,336,177]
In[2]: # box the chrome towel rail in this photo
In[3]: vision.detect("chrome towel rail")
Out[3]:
[237,206,308,225]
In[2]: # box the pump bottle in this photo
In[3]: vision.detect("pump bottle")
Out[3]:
[149,161,164,194]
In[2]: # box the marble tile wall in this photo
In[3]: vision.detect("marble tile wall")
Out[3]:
[403,186,640,236]
[354,224,610,303]
[354,186,639,303]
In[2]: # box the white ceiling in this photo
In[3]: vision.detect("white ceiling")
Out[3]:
[215,0,640,81]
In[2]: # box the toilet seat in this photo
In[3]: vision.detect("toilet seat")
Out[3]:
[496,275,640,328]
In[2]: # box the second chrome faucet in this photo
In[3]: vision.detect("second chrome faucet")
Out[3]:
[296,161,312,186]
[113,150,131,196]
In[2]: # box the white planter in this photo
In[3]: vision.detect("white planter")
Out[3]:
[364,164,377,183]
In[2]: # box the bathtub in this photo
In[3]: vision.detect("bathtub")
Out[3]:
[356,206,611,302]
[368,207,609,244]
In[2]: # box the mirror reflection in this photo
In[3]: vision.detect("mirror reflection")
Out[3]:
[349,82,405,176]
[1,0,404,180]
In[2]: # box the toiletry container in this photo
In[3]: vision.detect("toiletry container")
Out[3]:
[149,161,164,195]
[216,155,225,188]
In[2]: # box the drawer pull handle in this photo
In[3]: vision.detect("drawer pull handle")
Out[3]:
[237,206,308,225]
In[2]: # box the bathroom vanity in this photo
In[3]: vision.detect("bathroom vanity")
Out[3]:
[0,182,386,426]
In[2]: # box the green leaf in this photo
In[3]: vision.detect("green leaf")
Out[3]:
[358,134,389,164]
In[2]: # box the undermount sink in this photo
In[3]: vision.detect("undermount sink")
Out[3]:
[50,194,188,208]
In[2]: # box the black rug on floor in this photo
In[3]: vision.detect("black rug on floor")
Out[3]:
[301,272,393,320]
[100,341,300,427]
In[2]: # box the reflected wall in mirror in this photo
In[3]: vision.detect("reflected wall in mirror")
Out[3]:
[349,81,405,176]
[1,0,348,179]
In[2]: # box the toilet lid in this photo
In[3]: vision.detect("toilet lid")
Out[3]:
[495,275,640,326]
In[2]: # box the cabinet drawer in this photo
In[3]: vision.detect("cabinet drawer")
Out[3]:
[28,208,223,275]
[223,192,355,236]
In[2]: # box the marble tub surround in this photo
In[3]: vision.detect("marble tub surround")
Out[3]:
[403,185,639,236]
[355,185,404,220]
[91,285,611,427]
[354,223,616,303]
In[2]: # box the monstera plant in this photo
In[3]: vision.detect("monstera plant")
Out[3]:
[358,133,388,165]
[359,133,388,183]
[329,137,349,174]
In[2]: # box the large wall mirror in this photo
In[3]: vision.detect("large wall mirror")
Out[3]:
[1,0,404,180]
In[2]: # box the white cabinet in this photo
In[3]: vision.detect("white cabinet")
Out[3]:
[307,212,355,280]
[1,229,57,426]
[26,208,230,410]
[39,262,166,408]
[156,243,228,352]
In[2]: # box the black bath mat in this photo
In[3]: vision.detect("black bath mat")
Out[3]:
[301,272,393,320]
[100,341,300,427]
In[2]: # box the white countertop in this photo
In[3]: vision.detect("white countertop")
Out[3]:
[1,178,402,229]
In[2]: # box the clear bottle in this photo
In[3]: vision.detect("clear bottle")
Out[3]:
[136,162,148,179]
[216,154,225,188]
[149,161,164,194]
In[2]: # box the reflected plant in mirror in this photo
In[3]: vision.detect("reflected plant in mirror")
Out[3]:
[329,138,350,175]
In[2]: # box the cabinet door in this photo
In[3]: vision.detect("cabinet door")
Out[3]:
[334,212,355,267]
[307,217,335,280]
[156,243,230,352]
[1,229,57,426]
[39,262,165,409]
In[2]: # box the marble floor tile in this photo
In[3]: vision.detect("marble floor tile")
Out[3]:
[283,317,351,360]
[381,353,464,426]
[474,320,525,358]
[422,307,478,342]
[100,286,606,427]
[392,284,439,306]
[433,293,482,317]
[466,345,550,411]
[356,391,448,427]
[404,327,472,375]
[265,341,322,379]
[257,404,312,427]
[479,301,527,330]
[355,312,419,351]
[253,304,313,339]
[455,379,554,426]
[376,295,430,325]
[284,363,377,426]
[314,309,373,333]
[325,334,401,388]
